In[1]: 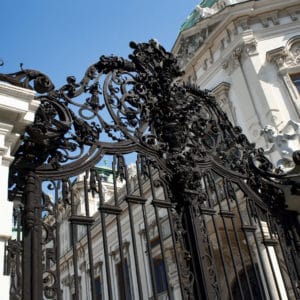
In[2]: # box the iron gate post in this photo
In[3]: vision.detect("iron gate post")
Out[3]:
[23,172,43,300]
[181,190,219,299]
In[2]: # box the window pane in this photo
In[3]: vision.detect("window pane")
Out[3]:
[153,257,167,294]
[290,73,300,93]
[94,276,102,300]
[116,259,132,300]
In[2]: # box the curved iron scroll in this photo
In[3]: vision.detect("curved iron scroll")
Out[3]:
[3,39,299,190]
[2,40,300,300]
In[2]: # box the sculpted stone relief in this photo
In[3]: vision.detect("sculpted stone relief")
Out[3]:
[176,24,220,68]
[261,120,300,170]
[267,36,300,71]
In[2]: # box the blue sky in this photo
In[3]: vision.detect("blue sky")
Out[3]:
[1,0,199,87]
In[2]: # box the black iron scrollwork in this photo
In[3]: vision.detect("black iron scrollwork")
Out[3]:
[2,40,183,183]
[1,40,298,206]
[0,67,54,93]
[0,40,286,182]
[2,40,300,300]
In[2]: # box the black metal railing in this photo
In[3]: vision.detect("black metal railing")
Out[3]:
[1,40,299,299]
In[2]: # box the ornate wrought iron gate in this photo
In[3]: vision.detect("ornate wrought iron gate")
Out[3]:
[2,40,300,299]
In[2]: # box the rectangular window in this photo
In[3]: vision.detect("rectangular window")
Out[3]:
[290,73,300,93]
[149,237,168,295]
[94,276,102,300]
[153,257,168,294]
[116,259,132,300]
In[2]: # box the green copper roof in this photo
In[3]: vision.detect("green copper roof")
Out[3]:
[200,0,218,8]
[180,0,218,32]
[180,8,201,32]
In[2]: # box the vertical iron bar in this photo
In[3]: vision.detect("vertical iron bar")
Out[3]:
[70,182,80,300]
[113,155,130,300]
[210,173,245,300]
[203,174,233,299]
[202,212,221,298]
[256,209,283,300]
[32,207,43,300]
[273,221,299,298]
[182,207,209,298]
[55,221,62,300]
[266,214,290,297]
[167,208,186,298]
[246,199,273,298]
[55,181,62,300]
[23,172,43,300]
[275,222,297,298]
[230,182,266,299]
[23,226,31,300]
[147,164,174,300]
[123,158,143,299]
[97,173,113,300]
[223,178,255,300]
[17,208,22,297]
[161,177,187,299]
[83,172,97,300]
[136,156,158,300]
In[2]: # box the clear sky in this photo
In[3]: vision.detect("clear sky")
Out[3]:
[1,0,199,87]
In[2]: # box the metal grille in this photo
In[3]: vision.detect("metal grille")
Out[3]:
[2,40,299,300]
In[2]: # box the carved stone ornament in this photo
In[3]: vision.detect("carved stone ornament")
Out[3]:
[266,35,300,71]
[243,38,258,56]
[222,38,257,74]
[211,82,237,125]
[260,120,300,170]
[176,30,208,68]
[176,23,219,68]
[236,17,250,31]
[222,46,243,74]
[260,12,280,28]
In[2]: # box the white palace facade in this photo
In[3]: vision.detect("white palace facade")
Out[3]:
[1,0,300,299]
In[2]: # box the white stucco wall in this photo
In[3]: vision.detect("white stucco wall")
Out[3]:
[0,82,38,299]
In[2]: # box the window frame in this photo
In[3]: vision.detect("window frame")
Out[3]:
[289,72,300,94]
[266,36,300,117]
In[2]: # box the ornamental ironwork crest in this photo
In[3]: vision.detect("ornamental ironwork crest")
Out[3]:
[0,40,299,300]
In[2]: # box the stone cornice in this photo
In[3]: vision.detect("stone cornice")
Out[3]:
[0,83,39,115]
[0,122,13,135]
[211,82,237,124]
[266,47,287,69]
[0,82,35,101]
[222,34,258,74]
[0,123,18,166]
[173,0,300,75]
[187,33,256,85]
[211,81,231,97]
[0,82,39,157]
[222,46,243,75]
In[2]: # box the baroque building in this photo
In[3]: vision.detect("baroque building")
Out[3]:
[1,1,300,299]
[173,0,300,184]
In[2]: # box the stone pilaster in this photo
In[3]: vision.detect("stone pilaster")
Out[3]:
[0,82,38,299]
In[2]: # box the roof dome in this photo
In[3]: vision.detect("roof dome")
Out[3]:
[180,0,218,32]
[180,0,249,32]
